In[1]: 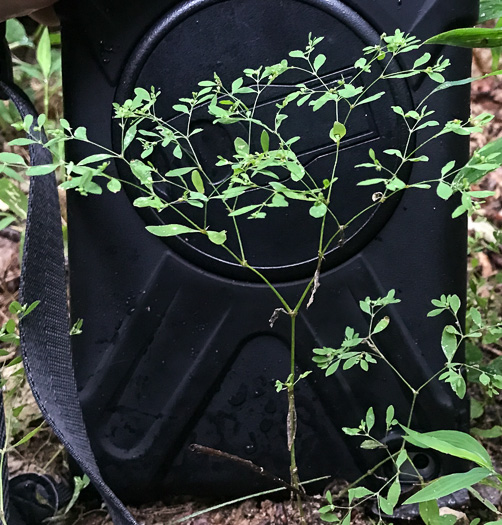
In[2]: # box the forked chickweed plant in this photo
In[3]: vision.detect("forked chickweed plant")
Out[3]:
[5,29,502,524]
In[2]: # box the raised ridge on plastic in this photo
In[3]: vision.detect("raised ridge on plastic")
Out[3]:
[59,0,476,503]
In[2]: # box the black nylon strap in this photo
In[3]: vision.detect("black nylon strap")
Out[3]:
[0,80,137,525]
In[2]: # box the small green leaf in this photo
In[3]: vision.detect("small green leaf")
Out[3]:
[449,295,461,314]
[330,121,347,141]
[27,164,58,176]
[74,127,88,141]
[0,152,26,165]
[441,326,458,362]
[191,170,205,194]
[360,439,382,449]
[359,300,371,314]
[36,27,51,79]
[173,104,189,114]
[130,160,152,184]
[207,230,227,245]
[173,144,183,159]
[378,494,394,516]
[437,182,453,200]
[313,54,327,72]
[386,405,395,427]
[309,203,328,218]
[107,179,121,193]
[79,154,113,165]
[234,137,249,155]
[373,316,390,334]
[12,423,45,448]
[166,167,195,178]
[356,91,385,106]
[228,204,260,217]
[348,487,373,504]
[366,407,375,432]
[413,52,431,69]
[260,130,270,152]
[146,224,199,237]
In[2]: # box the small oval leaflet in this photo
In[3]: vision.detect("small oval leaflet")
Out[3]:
[146,224,199,237]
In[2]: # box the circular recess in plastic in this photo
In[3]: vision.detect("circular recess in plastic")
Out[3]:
[114,0,413,282]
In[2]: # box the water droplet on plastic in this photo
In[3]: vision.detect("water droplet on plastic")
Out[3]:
[265,399,276,414]
[244,433,257,454]
[260,419,273,433]
[127,307,135,314]
[245,443,256,454]
[229,384,247,406]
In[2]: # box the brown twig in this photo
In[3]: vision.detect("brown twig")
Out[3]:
[189,444,316,502]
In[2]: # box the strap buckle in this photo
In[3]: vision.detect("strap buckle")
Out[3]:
[0,22,13,100]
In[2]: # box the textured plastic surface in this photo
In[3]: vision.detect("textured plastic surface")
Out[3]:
[59,0,477,503]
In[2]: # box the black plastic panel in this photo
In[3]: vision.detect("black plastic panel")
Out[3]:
[59,0,477,503]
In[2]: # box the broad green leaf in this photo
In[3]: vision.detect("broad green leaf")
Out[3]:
[479,0,502,22]
[471,425,502,439]
[403,467,492,504]
[402,427,493,469]
[36,27,51,79]
[146,224,198,237]
[419,499,440,524]
[6,19,29,45]
[426,28,502,49]
[207,230,227,245]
